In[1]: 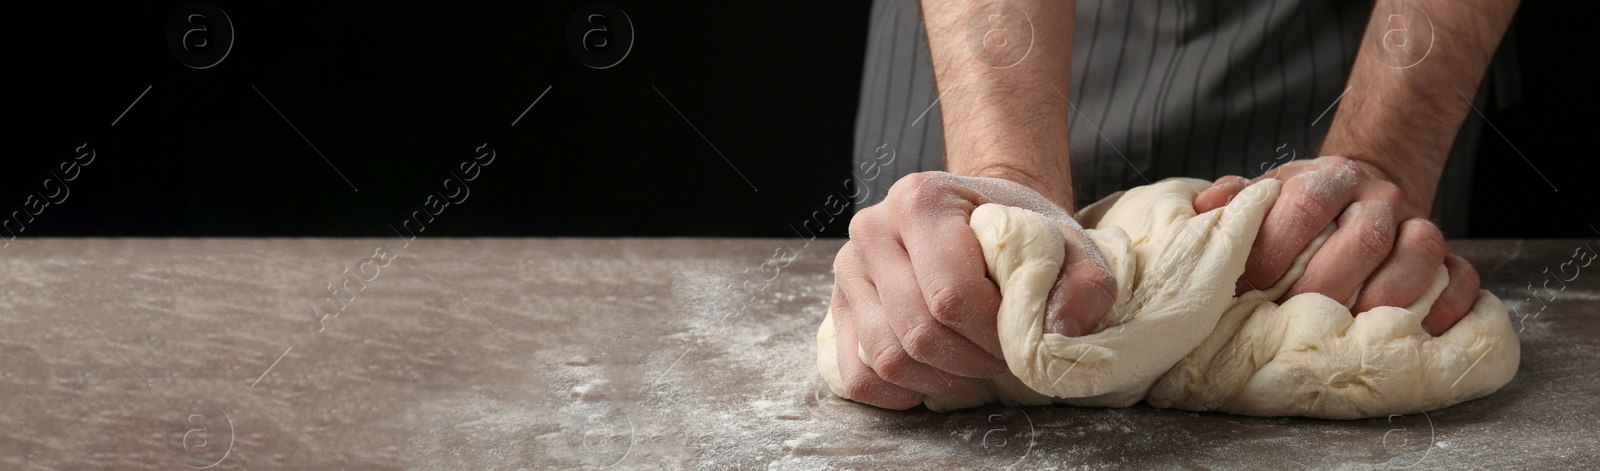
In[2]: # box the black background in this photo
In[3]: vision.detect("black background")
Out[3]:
[1464,1,1596,238]
[1,1,1591,239]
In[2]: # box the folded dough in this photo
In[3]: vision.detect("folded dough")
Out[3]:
[816,178,1518,419]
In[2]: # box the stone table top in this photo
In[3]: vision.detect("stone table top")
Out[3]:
[0,237,1595,469]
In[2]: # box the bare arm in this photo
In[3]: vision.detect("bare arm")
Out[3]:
[1321,0,1520,216]
[921,0,1078,210]
[826,0,1117,409]
[1196,0,1518,337]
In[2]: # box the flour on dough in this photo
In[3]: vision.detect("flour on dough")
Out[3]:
[816,178,1518,419]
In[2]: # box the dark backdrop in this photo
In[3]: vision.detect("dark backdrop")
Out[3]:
[1,1,1590,238]
[1465,1,1597,238]
[3,1,871,238]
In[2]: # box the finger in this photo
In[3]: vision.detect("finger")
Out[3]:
[832,240,886,367]
[1193,175,1250,214]
[1254,156,1318,183]
[1284,199,1398,304]
[1356,178,1418,221]
[1239,158,1363,291]
[889,176,1008,365]
[829,276,924,409]
[1043,223,1118,336]
[843,235,981,395]
[876,174,1007,377]
[1421,253,1481,337]
[1353,219,1448,312]
[857,225,1007,379]
[856,308,980,397]
[1263,157,1415,220]
[1253,153,1360,184]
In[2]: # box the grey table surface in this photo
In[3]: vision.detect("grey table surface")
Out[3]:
[0,237,1596,470]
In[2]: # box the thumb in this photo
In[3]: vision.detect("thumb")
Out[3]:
[1042,225,1118,337]
[1193,175,1250,214]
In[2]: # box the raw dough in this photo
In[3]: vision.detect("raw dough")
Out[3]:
[816,178,1518,419]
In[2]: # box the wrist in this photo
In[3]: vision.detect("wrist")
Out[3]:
[944,108,1075,211]
[956,158,1075,213]
[1326,150,1436,217]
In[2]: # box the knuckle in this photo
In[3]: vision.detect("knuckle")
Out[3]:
[1287,192,1331,221]
[896,171,937,189]
[1397,219,1447,256]
[862,334,896,365]
[1320,155,1353,167]
[900,321,945,362]
[887,172,951,210]
[1355,212,1397,257]
[1324,156,1359,176]
[832,243,856,269]
[872,354,915,384]
[1399,217,1443,238]
[1074,264,1120,309]
[887,173,930,202]
[1088,266,1119,299]
[1370,181,1407,206]
[924,281,966,324]
[842,372,880,400]
[847,207,883,239]
[1446,254,1481,289]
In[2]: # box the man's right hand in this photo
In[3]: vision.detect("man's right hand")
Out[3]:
[829,171,1117,410]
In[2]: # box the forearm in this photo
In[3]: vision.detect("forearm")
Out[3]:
[921,0,1077,210]
[1320,0,1519,216]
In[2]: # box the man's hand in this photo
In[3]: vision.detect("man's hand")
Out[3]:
[829,171,1115,410]
[1193,156,1481,336]
[829,0,1088,410]
[1186,0,1516,337]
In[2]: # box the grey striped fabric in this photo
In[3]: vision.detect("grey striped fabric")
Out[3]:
[853,0,1491,235]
